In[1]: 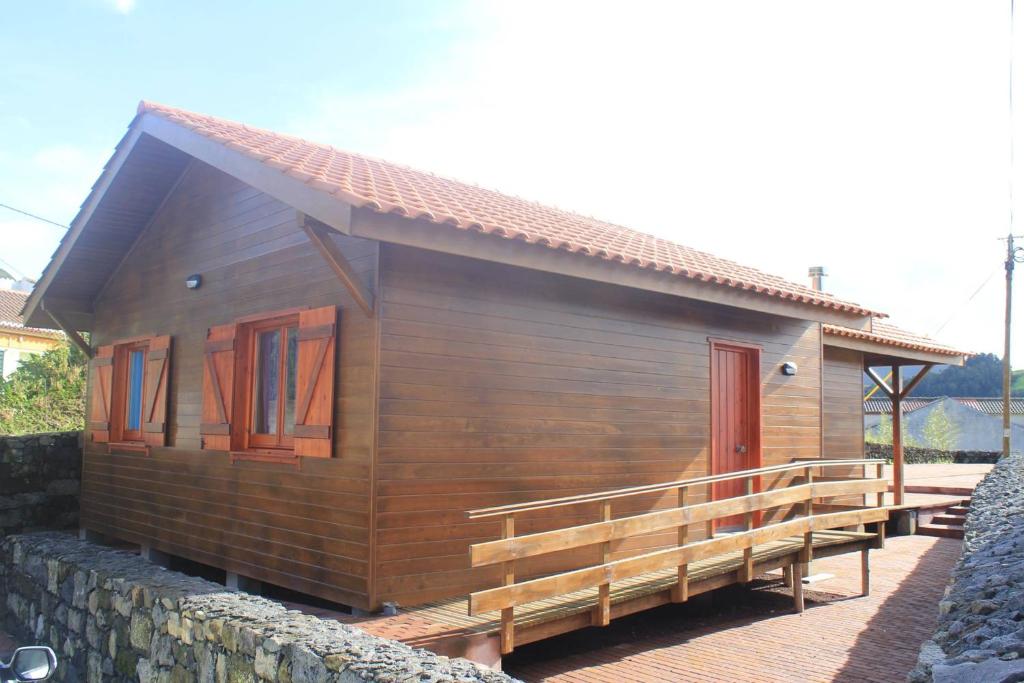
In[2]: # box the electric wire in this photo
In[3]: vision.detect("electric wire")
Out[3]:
[0,202,68,230]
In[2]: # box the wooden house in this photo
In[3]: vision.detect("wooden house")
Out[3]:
[23,102,968,614]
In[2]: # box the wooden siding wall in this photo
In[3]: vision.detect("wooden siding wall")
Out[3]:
[822,346,865,460]
[374,244,824,607]
[82,162,378,609]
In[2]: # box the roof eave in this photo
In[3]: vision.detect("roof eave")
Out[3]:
[823,331,968,367]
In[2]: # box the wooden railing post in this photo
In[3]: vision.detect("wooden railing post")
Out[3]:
[792,561,805,612]
[802,465,814,564]
[862,462,871,508]
[741,476,754,582]
[705,482,714,541]
[500,514,515,654]
[671,487,689,602]
[593,501,612,626]
[875,462,886,549]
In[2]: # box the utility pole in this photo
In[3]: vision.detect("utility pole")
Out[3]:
[1003,235,1024,457]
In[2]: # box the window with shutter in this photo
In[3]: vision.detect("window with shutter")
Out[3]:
[90,335,172,451]
[200,323,236,451]
[200,306,337,462]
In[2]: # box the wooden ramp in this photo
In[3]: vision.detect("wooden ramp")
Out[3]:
[402,530,875,655]
[372,459,891,668]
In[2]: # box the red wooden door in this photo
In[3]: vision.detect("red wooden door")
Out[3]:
[710,341,761,531]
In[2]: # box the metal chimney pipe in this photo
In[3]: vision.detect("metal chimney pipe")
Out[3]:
[808,266,826,291]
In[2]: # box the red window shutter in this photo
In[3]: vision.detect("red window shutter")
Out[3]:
[200,324,236,451]
[88,345,114,443]
[293,305,337,458]
[142,335,172,447]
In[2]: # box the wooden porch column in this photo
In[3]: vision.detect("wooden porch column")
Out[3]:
[892,365,904,506]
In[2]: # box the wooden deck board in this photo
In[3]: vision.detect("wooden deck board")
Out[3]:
[404,530,873,637]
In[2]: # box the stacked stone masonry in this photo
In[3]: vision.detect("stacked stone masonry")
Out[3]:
[865,443,1000,465]
[1,533,514,683]
[0,432,81,537]
[910,453,1024,682]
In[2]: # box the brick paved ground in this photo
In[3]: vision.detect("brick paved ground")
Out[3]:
[502,535,960,683]
[885,463,992,491]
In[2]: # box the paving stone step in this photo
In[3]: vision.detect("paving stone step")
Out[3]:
[918,523,964,540]
[931,514,966,525]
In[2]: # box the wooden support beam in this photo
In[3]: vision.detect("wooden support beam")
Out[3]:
[899,363,934,399]
[792,562,805,612]
[300,213,375,317]
[864,367,894,398]
[861,549,870,597]
[892,365,904,506]
[42,305,93,359]
[782,564,793,588]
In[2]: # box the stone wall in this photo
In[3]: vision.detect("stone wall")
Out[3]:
[865,443,999,465]
[1,533,513,683]
[0,432,81,537]
[909,453,1024,682]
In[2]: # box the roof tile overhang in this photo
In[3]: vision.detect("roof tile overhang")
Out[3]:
[25,101,884,330]
[824,319,971,366]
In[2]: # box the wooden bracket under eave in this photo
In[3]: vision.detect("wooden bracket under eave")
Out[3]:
[41,304,94,359]
[864,363,934,400]
[299,212,375,317]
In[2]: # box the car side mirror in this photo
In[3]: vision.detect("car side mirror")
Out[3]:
[9,647,56,681]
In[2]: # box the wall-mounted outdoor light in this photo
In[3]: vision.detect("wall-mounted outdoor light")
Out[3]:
[781,361,798,376]
[185,274,202,290]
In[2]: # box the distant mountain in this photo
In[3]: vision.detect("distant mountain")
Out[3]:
[863,353,1022,397]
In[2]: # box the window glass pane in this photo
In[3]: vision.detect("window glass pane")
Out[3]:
[254,330,280,434]
[126,350,144,431]
[284,327,298,435]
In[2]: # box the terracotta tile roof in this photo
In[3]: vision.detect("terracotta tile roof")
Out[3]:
[865,397,1024,415]
[955,397,1024,415]
[0,289,63,339]
[823,319,968,357]
[137,101,881,318]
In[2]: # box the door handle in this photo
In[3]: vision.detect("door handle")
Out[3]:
[735,444,747,454]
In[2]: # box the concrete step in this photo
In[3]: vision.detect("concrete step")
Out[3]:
[918,523,964,539]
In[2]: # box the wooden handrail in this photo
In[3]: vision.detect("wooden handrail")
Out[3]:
[466,458,881,518]
[469,506,887,615]
[467,461,889,654]
[470,478,886,567]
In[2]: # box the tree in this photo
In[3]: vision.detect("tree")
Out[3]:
[0,343,87,435]
[908,353,1009,397]
[865,414,921,447]
[921,403,960,452]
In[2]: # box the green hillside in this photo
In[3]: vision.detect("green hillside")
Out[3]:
[1013,369,1024,395]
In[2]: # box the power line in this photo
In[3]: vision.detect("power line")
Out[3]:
[0,202,68,230]
[0,258,26,281]
[930,263,1003,337]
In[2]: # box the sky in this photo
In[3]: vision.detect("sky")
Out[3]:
[0,1,1020,362]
